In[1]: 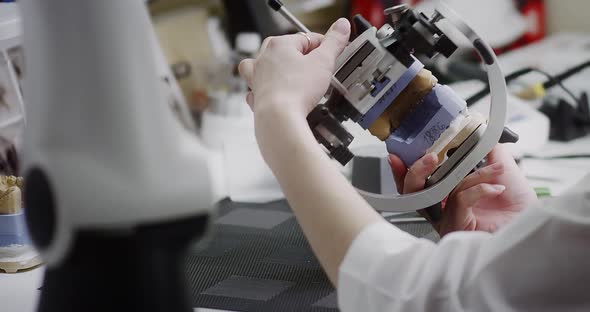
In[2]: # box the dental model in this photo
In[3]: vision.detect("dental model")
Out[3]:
[0,176,42,273]
[0,175,22,214]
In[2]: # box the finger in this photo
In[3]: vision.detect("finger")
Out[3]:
[292,32,324,54]
[258,36,274,57]
[307,33,324,51]
[238,59,255,88]
[309,18,351,64]
[443,184,505,234]
[452,184,506,209]
[487,144,518,168]
[454,162,504,193]
[261,33,324,55]
[403,153,439,193]
[246,92,254,110]
[388,154,407,193]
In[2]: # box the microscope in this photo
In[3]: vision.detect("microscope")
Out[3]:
[270,0,516,219]
[20,0,214,311]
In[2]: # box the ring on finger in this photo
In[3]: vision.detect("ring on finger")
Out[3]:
[297,32,312,54]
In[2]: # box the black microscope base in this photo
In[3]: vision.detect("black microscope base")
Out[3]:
[37,214,209,312]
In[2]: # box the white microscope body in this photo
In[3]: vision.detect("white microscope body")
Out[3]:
[20,0,214,311]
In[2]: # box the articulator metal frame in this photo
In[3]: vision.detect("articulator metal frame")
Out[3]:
[307,3,509,213]
[358,3,508,212]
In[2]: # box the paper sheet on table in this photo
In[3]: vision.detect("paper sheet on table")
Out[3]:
[224,140,284,203]
[525,135,590,159]
[521,158,590,196]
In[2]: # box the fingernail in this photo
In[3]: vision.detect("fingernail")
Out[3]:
[492,185,506,192]
[332,18,350,35]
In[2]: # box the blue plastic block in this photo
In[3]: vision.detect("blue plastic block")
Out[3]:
[358,60,424,129]
[0,211,31,246]
[385,84,466,166]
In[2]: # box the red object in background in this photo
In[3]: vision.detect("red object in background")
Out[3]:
[350,0,386,27]
[508,0,545,51]
[487,0,546,55]
[349,0,546,56]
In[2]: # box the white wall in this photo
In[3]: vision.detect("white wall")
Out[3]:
[546,0,590,33]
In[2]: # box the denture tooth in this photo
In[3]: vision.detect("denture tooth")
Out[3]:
[367,69,438,140]
[0,176,22,214]
[388,69,437,129]
[368,113,392,141]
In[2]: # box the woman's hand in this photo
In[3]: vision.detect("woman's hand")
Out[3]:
[239,18,350,119]
[390,144,538,236]
[238,19,351,165]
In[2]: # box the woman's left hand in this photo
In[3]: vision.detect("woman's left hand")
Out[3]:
[390,144,538,236]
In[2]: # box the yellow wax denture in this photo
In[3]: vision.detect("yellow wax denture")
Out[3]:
[0,176,22,215]
[368,69,438,140]
[367,113,392,140]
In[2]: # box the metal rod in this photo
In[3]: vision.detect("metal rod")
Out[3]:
[268,0,311,33]
[388,217,428,224]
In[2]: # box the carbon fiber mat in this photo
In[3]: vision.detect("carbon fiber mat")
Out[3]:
[186,199,438,312]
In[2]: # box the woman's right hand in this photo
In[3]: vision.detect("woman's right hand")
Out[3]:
[237,19,351,164]
[238,18,350,120]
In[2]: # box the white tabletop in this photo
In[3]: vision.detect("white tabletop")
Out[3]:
[0,267,42,312]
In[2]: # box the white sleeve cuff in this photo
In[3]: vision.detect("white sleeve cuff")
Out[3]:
[337,221,422,311]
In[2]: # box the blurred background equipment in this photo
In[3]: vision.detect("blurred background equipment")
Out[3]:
[540,92,590,142]
[152,5,218,117]
[0,2,25,155]
[414,0,527,48]
[0,2,41,275]
[546,0,590,33]
[221,0,278,45]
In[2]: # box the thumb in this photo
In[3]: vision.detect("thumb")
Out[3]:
[311,18,350,64]
[388,154,407,193]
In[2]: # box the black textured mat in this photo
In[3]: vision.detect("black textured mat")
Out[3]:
[186,199,438,312]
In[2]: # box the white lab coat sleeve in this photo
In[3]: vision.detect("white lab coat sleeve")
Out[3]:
[337,191,590,312]
[458,193,590,312]
[337,220,492,312]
